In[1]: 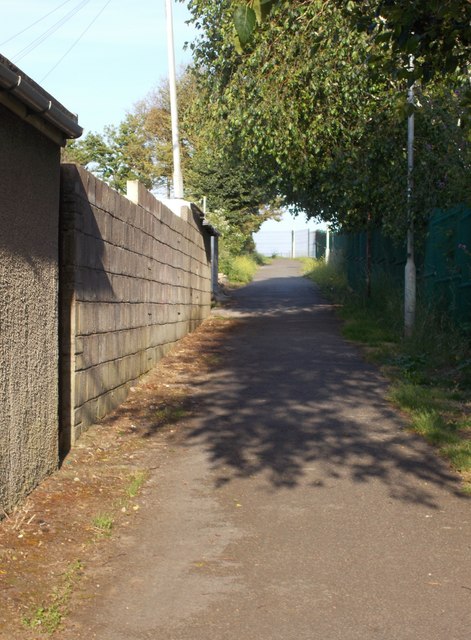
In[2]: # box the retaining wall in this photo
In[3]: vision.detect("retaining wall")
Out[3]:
[60,164,212,451]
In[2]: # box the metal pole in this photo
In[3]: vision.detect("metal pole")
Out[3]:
[404,55,416,337]
[291,230,295,258]
[165,0,184,198]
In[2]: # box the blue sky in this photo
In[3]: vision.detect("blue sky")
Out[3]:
[2,0,195,134]
[2,1,324,231]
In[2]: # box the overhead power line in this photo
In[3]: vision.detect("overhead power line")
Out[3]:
[41,0,115,82]
[0,0,77,47]
[12,0,93,63]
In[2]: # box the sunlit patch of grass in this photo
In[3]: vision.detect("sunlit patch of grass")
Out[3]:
[440,440,471,474]
[411,410,459,445]
[302,257,349,298]
[389,382,450,414]
[460,481,471,495]
[91,513,113,537]
[126,471,148,499]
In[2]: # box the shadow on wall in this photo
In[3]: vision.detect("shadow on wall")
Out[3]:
[192,207,212,265]
[59,165,114,460]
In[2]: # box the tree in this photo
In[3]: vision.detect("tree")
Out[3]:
[185,0,469,232]
[64,65,281,255]
[64,113,158,193]
[229,1,471,82]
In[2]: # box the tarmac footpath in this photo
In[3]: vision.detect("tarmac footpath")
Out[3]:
[64,258,471,640]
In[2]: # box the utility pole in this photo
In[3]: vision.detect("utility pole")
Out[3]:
[165,0,183,198]
[404,55,416,337]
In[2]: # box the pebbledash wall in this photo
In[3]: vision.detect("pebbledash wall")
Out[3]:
[0,54,82,512]
[59,164,214,453]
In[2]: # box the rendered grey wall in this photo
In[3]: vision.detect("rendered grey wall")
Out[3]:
[60,164,212,450]
[0,104,60,513]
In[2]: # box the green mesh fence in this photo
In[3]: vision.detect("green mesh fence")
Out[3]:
[330,228,405,290]
[330,205,471,323]
[423,205,471,323]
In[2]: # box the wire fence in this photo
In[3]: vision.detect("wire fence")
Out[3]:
[254,228,326,259]
[330,205,471,323]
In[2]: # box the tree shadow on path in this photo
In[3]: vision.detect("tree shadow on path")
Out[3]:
[183,267,465,510]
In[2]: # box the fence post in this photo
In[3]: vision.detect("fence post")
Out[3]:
[291,230,295,258]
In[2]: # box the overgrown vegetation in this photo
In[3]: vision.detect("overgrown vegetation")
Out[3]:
[303,258,471,491]
[219,251,269,285]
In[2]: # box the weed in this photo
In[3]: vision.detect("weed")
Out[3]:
[154,405,187,425]
[126,471,147,498]
[91,513,113,537]
[23,604,62,634]
[22,560,83,633]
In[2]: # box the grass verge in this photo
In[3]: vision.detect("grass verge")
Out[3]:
[303,257,471,492]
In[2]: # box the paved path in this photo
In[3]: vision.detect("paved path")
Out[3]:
[67,259,470,639]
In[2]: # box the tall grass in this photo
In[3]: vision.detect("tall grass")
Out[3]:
[303,257,471,490]
[221,252,270,285]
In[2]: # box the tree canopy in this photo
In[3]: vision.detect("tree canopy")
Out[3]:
[183,0,470,239]
[64,67,281,256]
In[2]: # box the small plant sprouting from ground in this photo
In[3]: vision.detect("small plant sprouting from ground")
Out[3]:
[154,405,187,425]
[22,559,83,634]
[91,513,114,537]
[126,470,148,498]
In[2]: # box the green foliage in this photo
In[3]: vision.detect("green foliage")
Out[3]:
[233,4,256,45]
[189,0,470,248]
[185,0,470,240]
[92,513,114,537]
[220,254,260,284]
[343,0,471,83]
[63,114,158,193]
[126,471,148,499]
[230,0,471,83]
